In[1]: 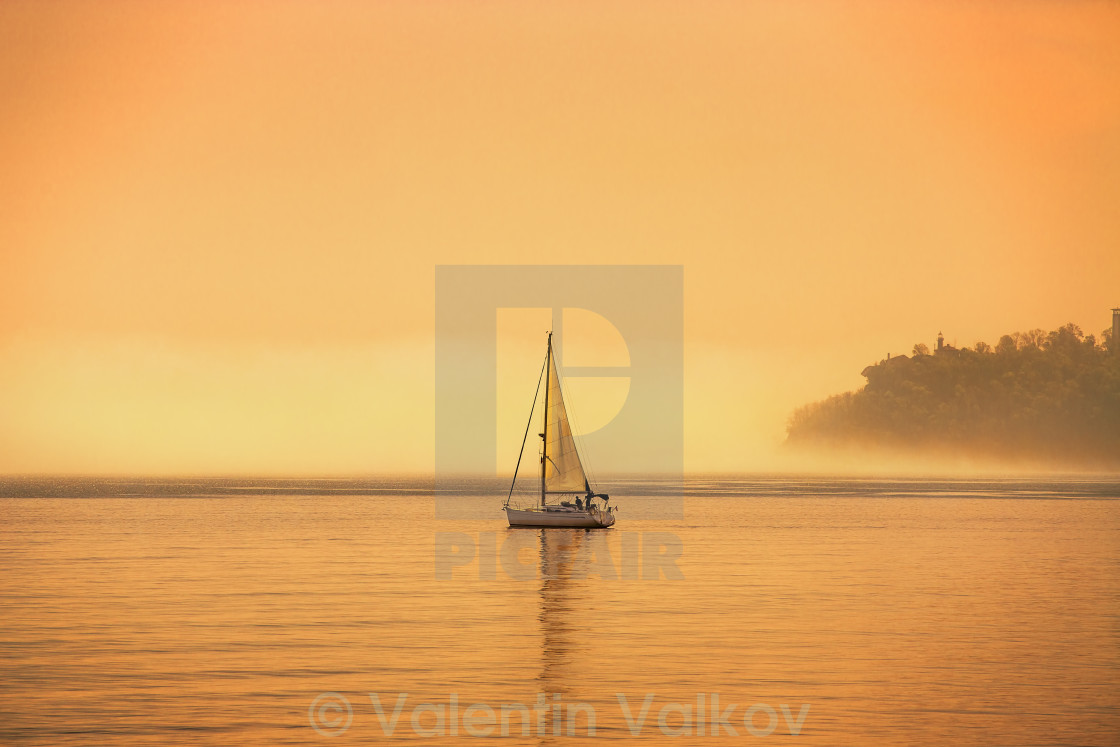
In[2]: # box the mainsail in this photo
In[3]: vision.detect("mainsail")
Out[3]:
[543,343,589,494]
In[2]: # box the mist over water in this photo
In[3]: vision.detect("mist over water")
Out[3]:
[2,475,1117,745]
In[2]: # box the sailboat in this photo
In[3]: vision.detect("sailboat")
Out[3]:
[504,332,616,528]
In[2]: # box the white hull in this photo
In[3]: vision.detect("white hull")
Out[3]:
[505,506,615,528]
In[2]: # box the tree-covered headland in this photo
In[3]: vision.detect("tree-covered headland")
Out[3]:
[786,323,1120,469]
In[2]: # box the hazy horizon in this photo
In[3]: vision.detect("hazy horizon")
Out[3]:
[5,455,1119,481]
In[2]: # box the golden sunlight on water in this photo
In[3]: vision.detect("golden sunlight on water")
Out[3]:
[1,477,1117,745]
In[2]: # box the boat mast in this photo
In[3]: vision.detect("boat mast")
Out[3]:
[541,331,551,509]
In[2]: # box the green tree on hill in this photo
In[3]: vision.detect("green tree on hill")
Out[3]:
[786,322,1120,468]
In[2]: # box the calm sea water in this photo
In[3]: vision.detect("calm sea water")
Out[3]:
[1,476,1117,745]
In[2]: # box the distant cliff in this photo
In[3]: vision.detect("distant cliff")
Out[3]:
[786,323,1120,468]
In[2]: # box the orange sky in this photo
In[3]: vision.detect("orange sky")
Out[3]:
[2,1,1118,474]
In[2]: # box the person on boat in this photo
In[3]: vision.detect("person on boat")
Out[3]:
[575,497,583,510]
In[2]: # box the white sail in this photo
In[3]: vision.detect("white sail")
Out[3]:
[543,350,589,493]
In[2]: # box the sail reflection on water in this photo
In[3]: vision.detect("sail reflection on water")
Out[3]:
[533,527,599,744]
